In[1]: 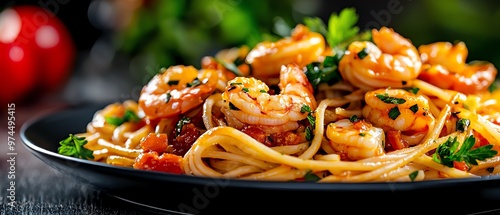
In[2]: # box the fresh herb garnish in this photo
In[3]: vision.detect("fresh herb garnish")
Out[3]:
[301,104,315,141]
[304,57,343,89]
[167,80,179,85]
[403,87,420,94]
[409,171,419,181]
[175,116,191,136]
[456,118,470,132]
[58,134,94,160]
[187,77,201,87]
[388,107,401,120]
[214,58,244,77]
[349,115,359,122]
[357,48,368,59]
[105,109,140,126]
[326,7,360,48]
[376,93,406,104]
[409,104,419,114]
[303,170,321,182]
[432,135,497,168]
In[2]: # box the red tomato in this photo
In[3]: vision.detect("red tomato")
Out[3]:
[0,5,75,105]
[0,41,37,105]
[133,151,183,174]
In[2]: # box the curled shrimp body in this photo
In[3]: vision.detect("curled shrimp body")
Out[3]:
[138,65,219,120]
[245,24,325,84]
[339,27,422,90]
[418,41,497,94]
[362,89,435,145]
[221,63,317,132]
[326,119,385,161]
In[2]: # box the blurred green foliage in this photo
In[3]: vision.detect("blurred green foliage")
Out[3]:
[116,0,500,85]
[115,0,295,84]
[394,0,500,78]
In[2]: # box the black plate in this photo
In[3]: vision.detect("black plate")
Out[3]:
[20,103,500,214]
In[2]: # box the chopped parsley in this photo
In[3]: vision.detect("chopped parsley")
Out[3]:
[105,109,140,126]
[175,116,191,136]
[214,58,245,77]
[304,57,343,89]
[432,135,497,168]
[376,93,406,104]
[409,104,419,114]
[187,77,201,87]
[165,92,172,103]
[403,87,420,94]
[357,48,368,59]
[409,171,419,181]
[304,170,321,182]
[167,80,179,85]
[388,107,401,120]
[456,118,470,132]
[301,104,316,141]
[349,115,360,122]
[58,134,94,160]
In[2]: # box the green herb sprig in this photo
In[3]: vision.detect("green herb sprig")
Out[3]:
[105,109,140,126]
[432,135,497,168]
[58,134,94,160]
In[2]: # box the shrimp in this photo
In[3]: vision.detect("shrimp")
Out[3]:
[338,27,422,90]
[418,41,497,94]
[326,119,385,161]
[245,24,325,85]
[221,63,317,133]
[138,65,219,120]
[362,88,435,145]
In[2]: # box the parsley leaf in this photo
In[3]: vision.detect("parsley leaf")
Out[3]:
[175,116,191,136]
[456,118,470,132]
[304,170,321,182]
[105,109,141,126]
[388,107,401,120]
[376,93,406,104]
[214,58,244,77]
[409,171,419,181]
[432,135,497,168]
[327,7,360,48]
[58,134,94,160]
[304,57,343,89]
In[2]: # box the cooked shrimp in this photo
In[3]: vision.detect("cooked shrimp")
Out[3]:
[418,41,497,94]
[138,65,219,120]
[221,63,317,133]
[362,88,435,145]
[245,24,325,85]
[338,27,422,90]
[326,119,385,161]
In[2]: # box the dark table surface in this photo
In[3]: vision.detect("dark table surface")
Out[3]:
[0,100,178,215]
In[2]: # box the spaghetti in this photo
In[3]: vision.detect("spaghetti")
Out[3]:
[70,22,500,183]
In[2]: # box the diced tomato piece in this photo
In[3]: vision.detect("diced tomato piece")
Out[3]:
[453,161,468,171]
[140,133,168,153]
[386,130,409,151]
[133,151,183,174]
[472,131,490,148]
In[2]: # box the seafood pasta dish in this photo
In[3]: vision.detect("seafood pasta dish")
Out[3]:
[58,9,500,182]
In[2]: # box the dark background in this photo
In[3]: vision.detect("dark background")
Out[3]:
[2,0,500,106]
